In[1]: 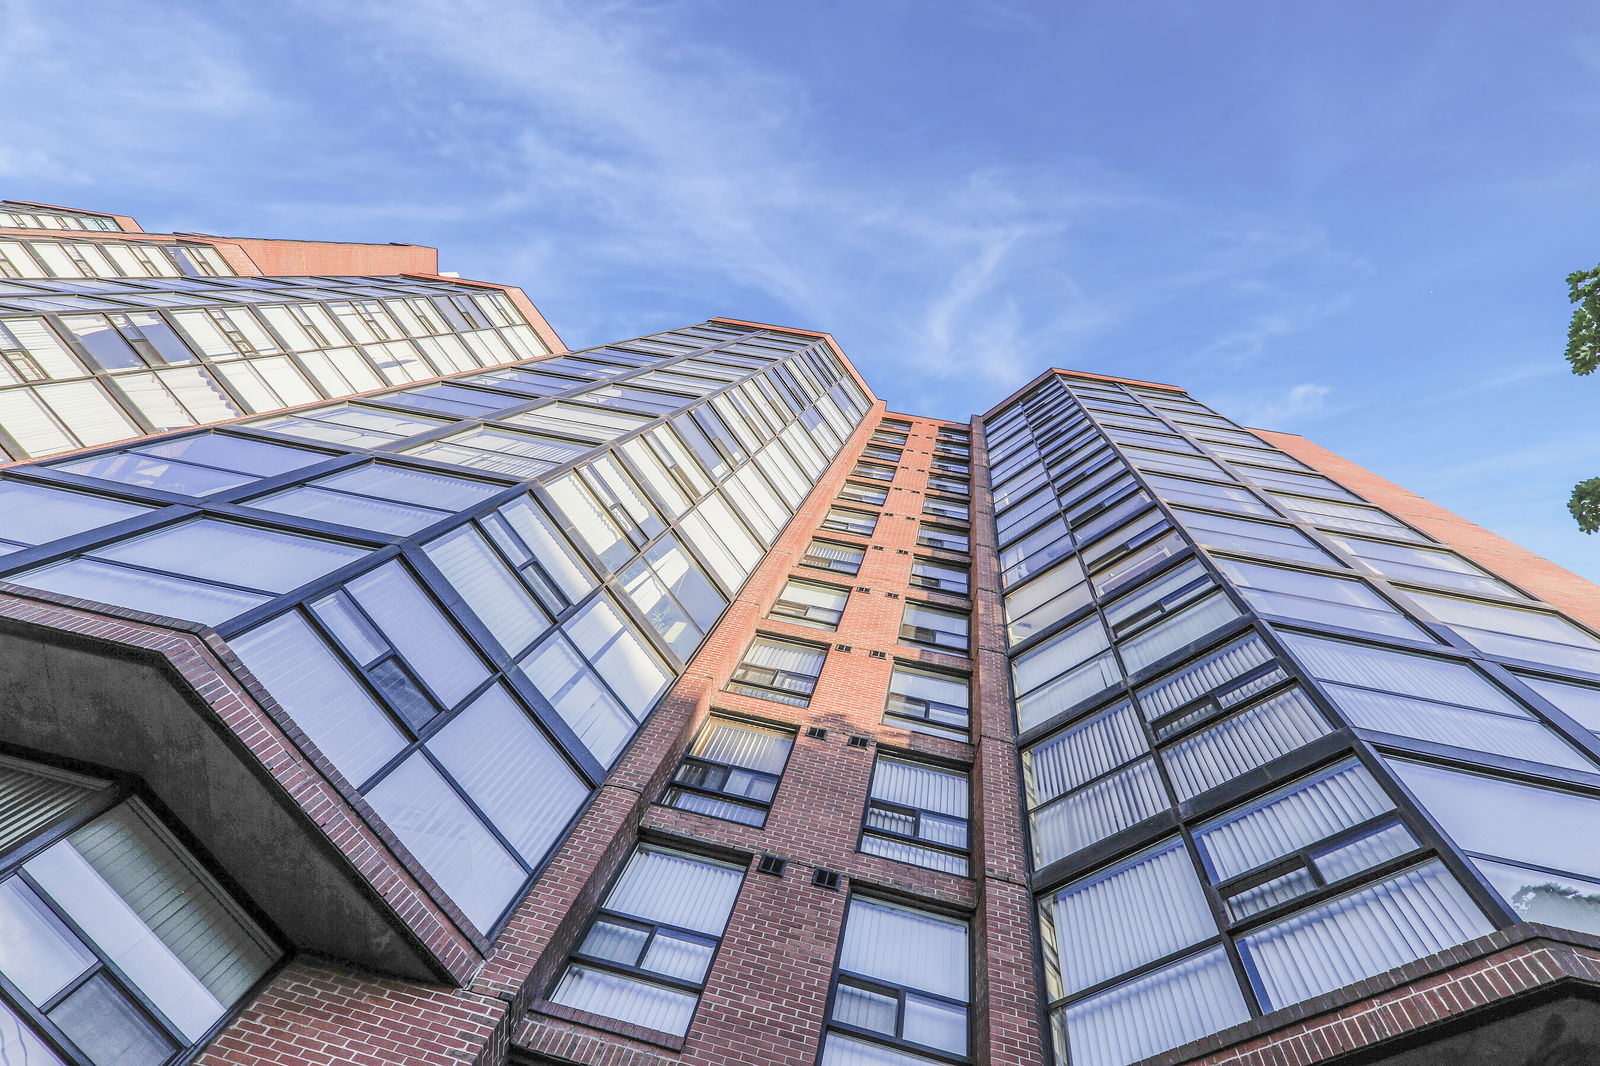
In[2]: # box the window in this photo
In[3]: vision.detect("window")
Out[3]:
[1214,557,1433,641]
[1003,556,1090,645]
[551,846,744,1037]
[1133,633,1288,740]
[1194,760,1418,921]
[0,482,151,556]
[1238,861,1490,1012]
[1280,631,1594,770]
[1053,947,1250,1066]
[13,518,366,625]
[923,495,969,522]
[1177,509,1334,566]
[1405,591,1600,675]
[1268,492,1426,541]
[821,507,878,537]
[900,602,970,653]
[853,461,896,482]
[619,536,727,658]
[1516,672,1600,737]
[1041,837,1217,997]
[250,404,450,448]
[52,432,323,496]
[404,426,590,479]
[909,558,969,596]
[1159,687,1331,801]
[0,757,280,1066]
[884,665,970,738]
[861,758,970,875]
[769,578,849,630]
[918,524,969,554]
[1023,701,1164,866]
[821,898,970,1064]
[838,481,888,506]
[727,636,827,706]
[1145,473,1274,517]
[1012,616,1117,733]
[1328,534,1520,598]
[1388,757,1600,937]
[251,462,502,536]
[664,718,794,826]
[801,539,865,575]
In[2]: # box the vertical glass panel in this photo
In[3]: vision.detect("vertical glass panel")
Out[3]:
[1386,759,1600,883]
[0,999,66,1065]
[838,899,968,1003]
[363,754,525,933]
[550,965,696,1036]
[606,847,744,935]
[1031,759,1168,868]
[564,597,671,717]
[1196,760,1394,884]
[0,877,95,1004]
[231,612,405,783]
[1047,838,1216,994]
[519,634,634,765]
[346,562,487,708]
[1214,558,1431,640]
[426,686,588,867]
[1059,947,1249,1066]
[423,525,550,655]
[1239,861,1491,1012]
[47,973,174,1066]
[1162,689,1330,801]
[1475,859,1600,937]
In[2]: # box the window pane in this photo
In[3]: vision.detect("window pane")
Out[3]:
[12,558,268,623]
[363,753,525,933]
[839,899,968,1003]
[47,972,174,1066]
[426,686,588,866]
[1239,861,1490,1012]
[424,525,550,655]
[605,847,743,936]
[551,965,696,1036]
[0,877,94,1004]
[98,519,365,593]
[346,562,487,707]
[519,634,634,765]
[1046,838,1215,994]
[1059,947,1249,1066]
[1215,558,1431,641]
[0,482,150,554]
[1162,689,1330,801]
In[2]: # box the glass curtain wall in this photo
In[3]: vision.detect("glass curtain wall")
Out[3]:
[0,321,870,939]
[0,268,555,461]
[981,372,1600,1066]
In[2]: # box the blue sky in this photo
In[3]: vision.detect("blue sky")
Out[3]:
[4,0,1599,580]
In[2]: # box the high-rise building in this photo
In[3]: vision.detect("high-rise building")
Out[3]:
[1,205,1598,1066]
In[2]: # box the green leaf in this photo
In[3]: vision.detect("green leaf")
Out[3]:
[1570,478,1600,534]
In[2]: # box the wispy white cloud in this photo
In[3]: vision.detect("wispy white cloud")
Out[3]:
[1213,382,1334,428]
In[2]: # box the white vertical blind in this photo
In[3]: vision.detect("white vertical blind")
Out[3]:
[1032,759,1168,868]
[1026,702,1147,805]
[695,720,793,773]
[426,686,588,866]
[1135,634,1275,720]
[870,759,967,818]
[1240,861,1491,1011]
[1048,838,1216,994]
[423,525,550,653]
[0,758,100,854]
[606,847,743,935]
[1061,947,1249,1066]
[838,899,969,1003]
[551,964,696,1036]
[1162,689,1330,801]
[1117,593,1240,674]
[1196,760,1393,882]
[231,611,406,784]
